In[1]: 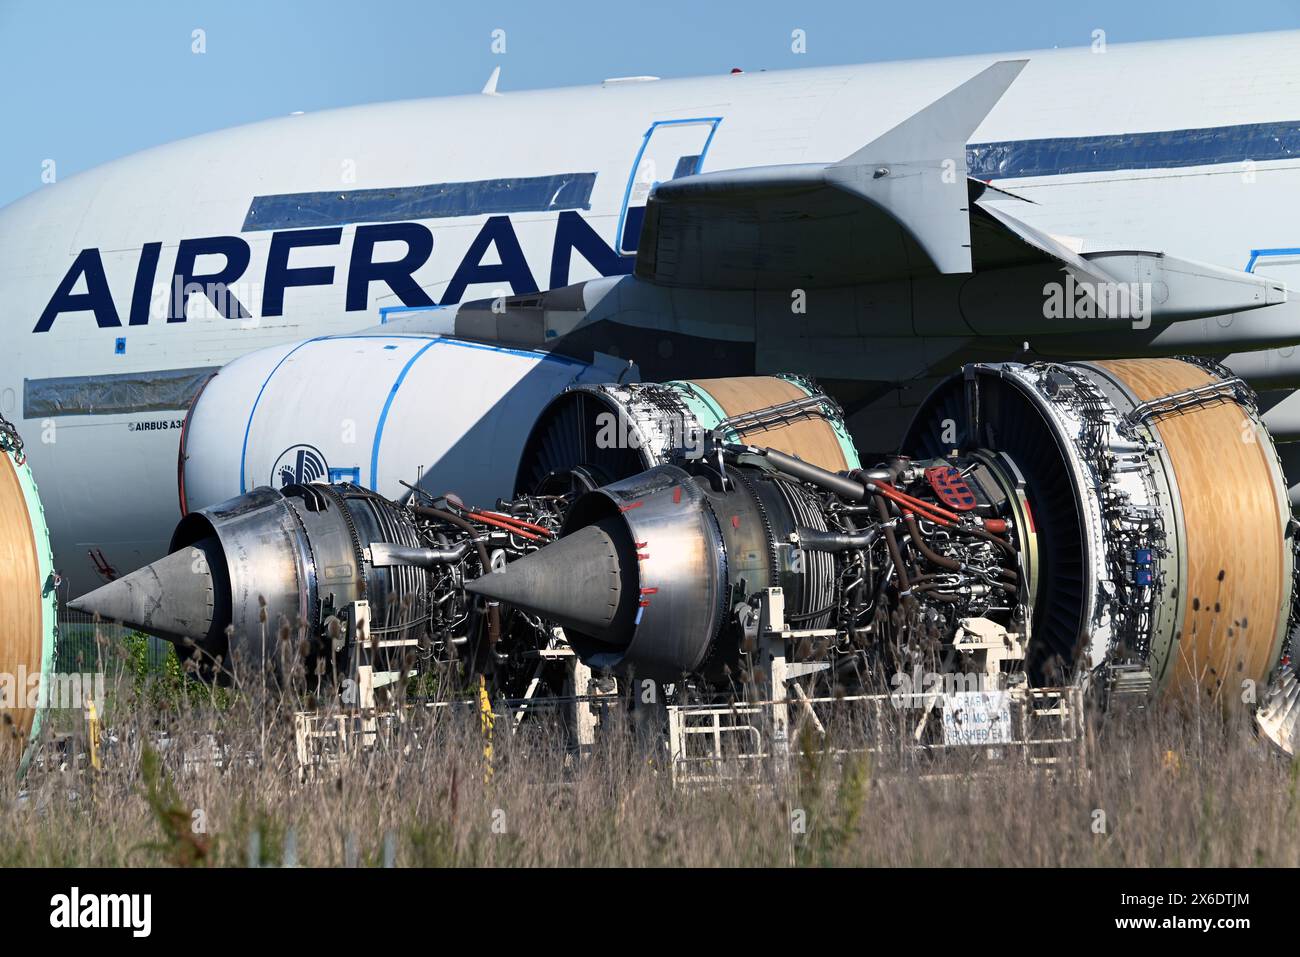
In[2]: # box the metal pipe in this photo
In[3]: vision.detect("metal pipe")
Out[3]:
[741,446,867,501]
[902,515,1018,593]
[874,495,913,600]
[414,505,501,648]
[796,526,879,551]
[369,541,470,568]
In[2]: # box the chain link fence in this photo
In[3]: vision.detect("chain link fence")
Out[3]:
[57,609,173,674]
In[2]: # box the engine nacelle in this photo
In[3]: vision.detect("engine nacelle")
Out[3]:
[906,357,1295,704]
[0,416,57,775]
[517,375,861,492]
[179,333,630,514]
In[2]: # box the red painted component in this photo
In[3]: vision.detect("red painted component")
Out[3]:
[731,515,740,529]
[467,511,544,542]
[88,547,118,583]
[924,466,978,512]
[672,486,682,504]
[875,484,954,526]
[620,500,644,512]
[475,509,554,536]
[985,518,1009,534]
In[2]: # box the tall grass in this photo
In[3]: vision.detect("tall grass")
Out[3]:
[7,638,1299,867]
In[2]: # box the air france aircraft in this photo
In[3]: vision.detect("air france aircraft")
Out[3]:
[4,30,1300,596]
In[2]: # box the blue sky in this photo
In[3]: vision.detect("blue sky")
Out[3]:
[2,0,1298,207]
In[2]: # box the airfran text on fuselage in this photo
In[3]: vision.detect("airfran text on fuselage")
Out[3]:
[33,210,632,333]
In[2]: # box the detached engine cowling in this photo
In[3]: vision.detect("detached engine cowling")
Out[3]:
[0,416,57,775]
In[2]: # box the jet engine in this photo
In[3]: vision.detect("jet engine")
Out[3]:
[472,358,1297,706]
[177,332,630,516]
[906,357,1295,704]
[72,359,1297,713]
[70,481,570,684]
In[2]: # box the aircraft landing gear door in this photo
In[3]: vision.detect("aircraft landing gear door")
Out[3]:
[616,117,722,256]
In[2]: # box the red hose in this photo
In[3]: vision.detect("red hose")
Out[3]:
[467,511,545,542]
[874,481,960,522]
[877,488,955,528]
[877,483,1017,559]
[473,509,555,537]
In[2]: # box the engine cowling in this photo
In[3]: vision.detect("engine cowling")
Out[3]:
[0,416,57,775]
[179,333,628,514]
[905,357,1294,705]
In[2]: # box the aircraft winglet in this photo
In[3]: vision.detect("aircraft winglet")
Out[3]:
[482,66,502,96]
[827,59,1028,274]
[835,60,1027,168]
[633,60,1030,288]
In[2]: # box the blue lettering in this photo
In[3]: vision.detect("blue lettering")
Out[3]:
[169,235,251,321]
[346,222,435,312]
[36,212,641,333]
[550,210,632,288]
[33,247,120,333]
[262,227,341,316]
[440,215,538,306]
[129,242,162,326]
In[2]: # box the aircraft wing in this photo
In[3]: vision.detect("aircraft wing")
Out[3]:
[634,60,1284,322]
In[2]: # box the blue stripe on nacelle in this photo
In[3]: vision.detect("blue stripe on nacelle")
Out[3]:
[369,339,440,490]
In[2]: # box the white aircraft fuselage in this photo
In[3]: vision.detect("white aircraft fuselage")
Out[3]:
[4,30,1300,595]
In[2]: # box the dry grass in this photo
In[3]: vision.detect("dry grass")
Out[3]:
[7,653,1300,868]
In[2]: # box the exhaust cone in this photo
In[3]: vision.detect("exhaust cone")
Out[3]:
[68,537,221,649]
[464,520,635,643]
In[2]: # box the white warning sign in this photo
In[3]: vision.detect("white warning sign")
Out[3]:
[941,691,1012,746]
